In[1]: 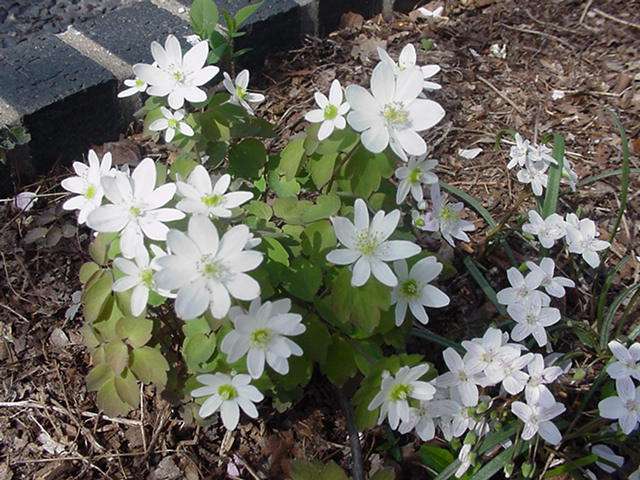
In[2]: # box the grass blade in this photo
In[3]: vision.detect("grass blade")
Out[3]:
[578,167,640,187]
[542,134,565,218]
[470,442,527,480]
[463,257,507,316]
[608,113,631,247]
[599,282,640,349]
[441,182,497,228]
[543,454,598,478]
[411,326,464,353]
[596,255,630,335]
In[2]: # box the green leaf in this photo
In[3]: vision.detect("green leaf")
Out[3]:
[343,147,393,198]
[183,332,217,372]
[469,441,527,480]
[277,136,305,180]
[234,1,262,27]
[301,220,337,264]
[130,346,169,387]
[320,337,357,385]
[262,237,290,266]
[86,364,114,392]
[578,167,640,187]
[245,200,272,220]
[419,445,455,475]
[268,170,300,197]
[290,460,349,480]
[229,138,267,179]
[600,282,640,349]
[190,0,219,38]
[316,128,359,155]
[543,454,598,478]
[272,354,313,391]
[301,194,341,224]
[297,315,331,364]
[541,134,565,218]
[82,270,113,323]
[596,255,631,335]
[97,378,132,416]
[608,113,631,248]
[463,257,507,317]
[114,369,140,408]
[116,317,153,348]
[281,258,322,302]
[105,339,129,375]
[370,468,395,480]
[89,233,117,265]
[309,152,338,189]
[79,262,100,283]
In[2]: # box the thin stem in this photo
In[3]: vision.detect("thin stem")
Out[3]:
[328,140,360,192]
[336,386,365,480]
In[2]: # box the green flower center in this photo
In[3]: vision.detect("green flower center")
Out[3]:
[250,328,272,348]
[383,103,409,127]
[201,194,224,207]
[400,279,419,298]
[85,184,97,200]
[168,118,178,129]
[135,78,145,87]
[140,268,154,288]
[355,230,381,257]
[439,205,458,223]
[218,384,238,401]
[198,255,225,279]
[130,206,141,217]
[526,314,537,325]
[172,70,185,82]
[324,104,339,120]
[414,217,426,227]
[389,383,412,401]
[409,168,422,184]
[236,86,247,99]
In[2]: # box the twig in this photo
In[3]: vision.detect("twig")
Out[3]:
[0,400,142,426]
[579,0,594,24]
[593,8,640,30]
[500,23,575,50]
[0,303,29,323]
[336,387,365,480]
[476,75,524,114]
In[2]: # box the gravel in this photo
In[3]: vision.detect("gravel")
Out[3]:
[0,0,141,49]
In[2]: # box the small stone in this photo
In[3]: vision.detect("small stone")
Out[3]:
[49,328,70,348]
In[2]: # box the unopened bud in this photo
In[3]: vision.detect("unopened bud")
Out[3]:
[521,462,535,478]
[464,431,477,445]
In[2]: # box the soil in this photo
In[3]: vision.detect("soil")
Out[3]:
[1,0,639,479]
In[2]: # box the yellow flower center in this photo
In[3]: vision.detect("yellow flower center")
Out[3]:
[218,384,238,401]
[389,383,412,401]
[250,328,272,348]
[383,103,409,127]
[324,104,338,120]
[85,184,97,200]
[202,194,224,207]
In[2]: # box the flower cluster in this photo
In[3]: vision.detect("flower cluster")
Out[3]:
[523,210,610,267]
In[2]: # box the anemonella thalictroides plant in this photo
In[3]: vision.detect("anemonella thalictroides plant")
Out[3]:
[60,0,636,477]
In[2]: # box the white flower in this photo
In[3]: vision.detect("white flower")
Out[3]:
[117,77,148,98]
[191,372,263,430]
[436,348,485,407]
[86,158,185,258]
[368,364,436,430]
[455,444,474,478]
[133,34,219,109]
[176,165,253,218]
[458,147,483,160]
[221,298,305,378]
[517,160,548,196]
[154,215,263,320]
[391,257,449,326]
[565,217,610,268]
[501,352,534,395]
[528,143,556,166]
[112,245,173,316]
[508,297,560,347]
[394,156,438,204]
[562,158,579,192]
[497,267,550,308]
[398,397,459,441]
[507,133,530,169]
[61,150,113,224]
[525,258,575,298]
[521,211,566,248]
[346,61,444,161]
[607,340,640,381]
[418,6,444,18]
[304,79,350,140]
[591,444,624,474]
[377,44,442,91]
[421,184,475,246]
[599,378,640,434]
[326,198,421,287]
[149,107,194,142]
[462,328,522,384]
[511,389,565,445]
[223,69,265,115]
[525,354,563,402]
[489,43,507,59]
[13,191,38,212]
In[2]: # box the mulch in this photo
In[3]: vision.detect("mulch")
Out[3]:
[1,0,639,478]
